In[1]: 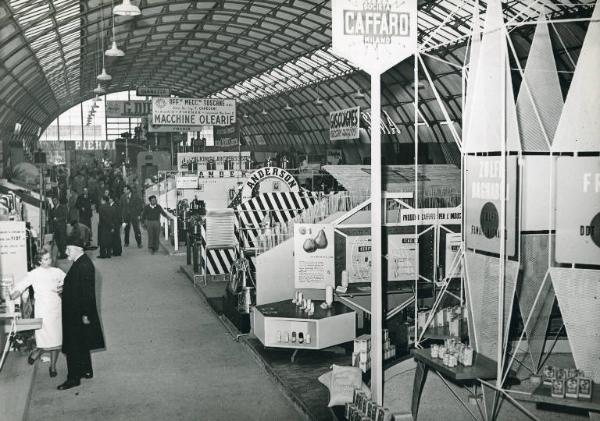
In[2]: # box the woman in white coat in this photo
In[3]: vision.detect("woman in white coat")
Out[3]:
[10,246,65,377]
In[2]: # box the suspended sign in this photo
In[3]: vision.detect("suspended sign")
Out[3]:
[214,124,239,147]
[175,175,198,190]
[136,86,170,97]
[330,106,360,141]
[555,157,600,265]
[398,206,462,226]
[152,97,236,126]
[105,100,151,118]
[177,152,250,173]
[465,156,518,256]
[75,140,115,151]
[332,0,418,75]
[241,167,299,202]
[147,114,204,133]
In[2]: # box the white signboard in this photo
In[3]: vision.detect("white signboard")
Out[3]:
[0,221,27,290]
[398,206,462,226]
[327,149,343,165]
[241,167,299,202]
[346,236,372,283]
[147,114,206,133]
[105,100,151,118]
[152,97,236,127]
[555,157,600,265]
[444,233,462,279]
[330,107,360,141]
[136,86,170,97]
[75,140,115,151]
[387,234,418,281]
[332,0,418,75]
[175,175,198,189]
[294,224,335,289]
[177,152,251,173]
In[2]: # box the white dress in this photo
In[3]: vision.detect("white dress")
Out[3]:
[13,267,65,349]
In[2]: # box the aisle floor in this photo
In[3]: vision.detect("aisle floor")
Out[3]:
[26,228,305,421]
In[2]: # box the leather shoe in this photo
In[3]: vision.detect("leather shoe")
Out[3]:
[57,379,80,390]
[49,367,57,378]
[82,371,93,379]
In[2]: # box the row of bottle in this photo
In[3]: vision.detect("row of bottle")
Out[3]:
[276,330,311,345]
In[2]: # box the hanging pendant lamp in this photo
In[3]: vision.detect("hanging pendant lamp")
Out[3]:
[114,0,141,16]
[97,67,112,81]
[93,83,106,95]
[106,40,125,57]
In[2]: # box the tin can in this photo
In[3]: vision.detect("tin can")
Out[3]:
[431,344,439,358]
[463,346,473,366]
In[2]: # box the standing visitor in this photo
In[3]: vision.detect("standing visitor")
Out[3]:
[50,196,68,259]
[97,196,114,259]
[10,247,65,378]
[57,237,104,390]
[120,185,143,248]
[109,195,122,256]
[141,195,168,254]
[76,187,93,231]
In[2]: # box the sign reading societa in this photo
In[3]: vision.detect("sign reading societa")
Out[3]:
[241,167,299,202]
[106,100,151,118]
[330,107,360,141]
[332,0,417,75]
[152,97,236,126]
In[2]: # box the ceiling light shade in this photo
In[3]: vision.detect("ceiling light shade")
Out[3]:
[114,0,141,16]
[93,84,106,95]
[95,95,102,102]
[97,67,112,82]
[284,104,293,111]
[353,89,364,99]
[106,41,125,57]
[261,109,268,115]
[243,112,248,118]
[314,98,323,105]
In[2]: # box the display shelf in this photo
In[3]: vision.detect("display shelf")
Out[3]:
[509,383,600,412]
[253,299,356,350]
[335,281,432,297]
[411,348,499,381]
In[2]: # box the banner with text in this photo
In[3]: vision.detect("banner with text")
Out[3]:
[75,140,115,151]
[465,155,518,255]
[214,124,240,147]
[177,152,250,173]
[398,206,462,226]
[106,100,151,118]
[295,224,335,289]
[330,106,360,141]
[152,97,236,127]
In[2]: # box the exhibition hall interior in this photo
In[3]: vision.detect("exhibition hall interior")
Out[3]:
[0,0,599,420]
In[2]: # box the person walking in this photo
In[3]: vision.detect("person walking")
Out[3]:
[97,196,114,258]
[57,237,104,390]
[141,195,169,254]
[10,247,65,378]
[109,195,122,256]
[75,187,93,232]
[120,185,143,248]
[50,196,68,259]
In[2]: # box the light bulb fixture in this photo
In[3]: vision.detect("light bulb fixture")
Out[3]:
[97,67,112,81]
[95,94,102,102]
[106,40,125,57]
[243,112,249,118]
[93,83,106,95]
[261,109,268,115]
[284,103,293,111]
[410,80,427,90]
[353,89,365,99]
[314,97,323,105]
[114,0,141,16]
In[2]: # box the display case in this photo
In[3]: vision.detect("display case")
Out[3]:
[253,299,356,350]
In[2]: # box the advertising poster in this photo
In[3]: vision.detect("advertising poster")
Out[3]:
[444,233,462,278]
[330,107,360,141]
[0,221,27,291]
[175,175,198,189]
[152,97,236,126]
[465,155,518,256]
[387,234,418,281]
[332,0,418,75]
[105,100,151,118]
[294,224,335,289]
[177,152,250,173]
[136,86,170,97]
[346,236,372,283]
[241,167,299,202]
[555,157,600,265]
[214,124,239,147]
[326,149,343,165]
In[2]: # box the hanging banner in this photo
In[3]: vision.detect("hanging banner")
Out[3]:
[465,155,518,256]
[214,124,239,147]
[398,206,462,226]
[555,157,600,265]
[147,114,205,133]
[332,0,418,75]
[75,140,115,151]
[177,152,250,173]
[152,97,236,126]
[294,224,335,289]
[241,167,299,202]
[105,100,151,118]
[330,106,360,141]
[136,86,170,97]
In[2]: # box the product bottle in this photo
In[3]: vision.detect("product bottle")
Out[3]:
[298,332,304,344]
[291,331,296,343]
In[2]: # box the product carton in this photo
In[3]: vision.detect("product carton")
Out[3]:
[565,377,579,399]
[551,379,565,398]
[543,366,555,386]
[578,377,593,400]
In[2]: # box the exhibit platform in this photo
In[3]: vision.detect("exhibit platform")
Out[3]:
[0,351,36,421]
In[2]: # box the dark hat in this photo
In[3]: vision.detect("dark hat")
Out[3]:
[66,235,84,248]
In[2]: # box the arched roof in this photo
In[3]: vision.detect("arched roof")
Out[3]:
[0,0,595,153]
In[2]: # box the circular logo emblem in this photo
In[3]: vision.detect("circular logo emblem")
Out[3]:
[591,212,600,248]
[155,98,167,109]
[480,202,499,239]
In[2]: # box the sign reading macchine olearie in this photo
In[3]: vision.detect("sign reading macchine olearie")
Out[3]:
[152,97,236,126]
[241,167,299,202]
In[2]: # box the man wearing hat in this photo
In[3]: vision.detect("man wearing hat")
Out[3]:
[57,236,105,390]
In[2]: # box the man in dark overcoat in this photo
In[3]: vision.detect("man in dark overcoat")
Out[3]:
[75,187,94,231]
[109,195,122,256]
[97,195,114,258]
[50,196,68,259]
[120,185,143,248]
[57,237,104,390]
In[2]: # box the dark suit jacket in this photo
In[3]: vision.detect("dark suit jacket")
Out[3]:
[61,253,105,353]
[120,193,143,222]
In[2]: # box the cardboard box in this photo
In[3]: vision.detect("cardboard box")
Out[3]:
[578,377,593,400]
[551,379,565,398]
[565,377,579,399]
[543,366,555,386]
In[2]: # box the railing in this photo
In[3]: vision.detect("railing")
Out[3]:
[160,211,179,251]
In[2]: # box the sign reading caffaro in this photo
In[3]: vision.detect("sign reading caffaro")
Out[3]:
[330,106,360,141]
[152,97,236,127]
[332,0,417,75]
[241,167,299,202]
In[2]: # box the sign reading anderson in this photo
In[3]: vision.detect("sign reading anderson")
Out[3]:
[152,97,236,126]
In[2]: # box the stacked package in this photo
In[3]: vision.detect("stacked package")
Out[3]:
[543,366,593,400]
[344,389,393,421]
[352,330,396,373]
[430,338,473,368]
[417,305,465,337]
